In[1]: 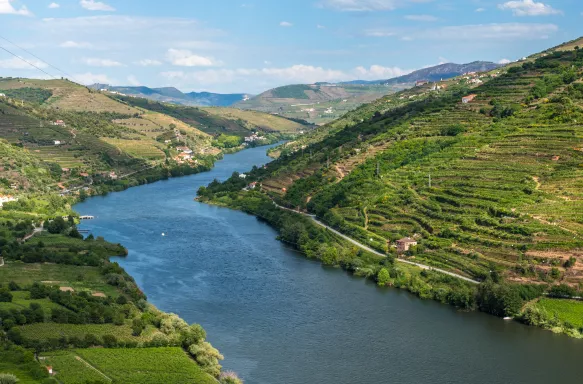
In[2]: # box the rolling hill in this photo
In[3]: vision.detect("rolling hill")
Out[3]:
[234,62,500,125]
[0,77,307,196]
[90,84,248,107]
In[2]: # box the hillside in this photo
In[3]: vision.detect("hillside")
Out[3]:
[199,37,583,336]
[109,93,311,137]
[235,62,499,125]
[90,84,248,107]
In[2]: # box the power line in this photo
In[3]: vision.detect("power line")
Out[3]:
[0,45,57,80]
[0,35,77,82]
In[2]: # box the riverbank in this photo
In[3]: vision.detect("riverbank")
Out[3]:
[197,173,583,340]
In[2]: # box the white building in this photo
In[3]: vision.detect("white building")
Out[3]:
[0,195,18,207]
[54,140,62,145]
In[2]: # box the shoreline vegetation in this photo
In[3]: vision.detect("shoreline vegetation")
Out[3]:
[197,173,583,339]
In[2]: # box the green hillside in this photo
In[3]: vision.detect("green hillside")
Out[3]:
[109,93,310,137]
[199,38,583,337]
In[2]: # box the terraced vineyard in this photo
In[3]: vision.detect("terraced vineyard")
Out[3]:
[42,348,217,384]
[240,41,583,286]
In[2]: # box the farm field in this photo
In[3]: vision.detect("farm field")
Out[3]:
[536,298,583,329]
[0,261,119,297]
[101,137,166,160]
[42,348,217,384]
[0,291,64,314]
[17,322,161,344]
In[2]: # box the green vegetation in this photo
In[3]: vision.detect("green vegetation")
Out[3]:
[42,348,216,384]
[534,298,583,329]
[0,88,52,105]
[271,84,313,99]
[200,38,583,338]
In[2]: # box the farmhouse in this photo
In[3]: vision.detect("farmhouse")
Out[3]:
[0,195,17,207]
[248,182,257,189]
[52,120,66,126]
[54,140,62,145]
[396,237,418,253]
[109,171,118,180]
[462,94,477,104]
[176,146,193,154]
[416,80,429,87]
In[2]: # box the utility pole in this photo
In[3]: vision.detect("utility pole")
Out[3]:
[428,173,432,188]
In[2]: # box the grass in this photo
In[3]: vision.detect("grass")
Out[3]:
[41,351,107,383]
[42,348,217,384]
[0,291,64,314]
[101,138,166,160]
[0,261,119,297]
[536,298,583,329]
[17,322,161,343]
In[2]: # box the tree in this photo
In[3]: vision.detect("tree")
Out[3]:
[181,323,207,348]
[0,287,13,302]
[132,318,145,336]
[377,268,391,287]
[321,246,339,266]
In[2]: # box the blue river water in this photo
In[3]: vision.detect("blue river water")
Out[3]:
[75,144,582,384]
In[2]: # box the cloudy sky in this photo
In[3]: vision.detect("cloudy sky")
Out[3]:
[0,0,580,93]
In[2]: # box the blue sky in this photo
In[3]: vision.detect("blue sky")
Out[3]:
[0,0,581,93]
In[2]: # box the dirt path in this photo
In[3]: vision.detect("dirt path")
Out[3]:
[74,356,113,383]
[532,176,541,190]
[363,206,369,230]
[334,164,346,181]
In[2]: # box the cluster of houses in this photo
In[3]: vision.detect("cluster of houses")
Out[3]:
[0,194,18,207]
[324,107,334,114]
[174,146,199,164]
[244,134,266,143]
[242,181,258,191]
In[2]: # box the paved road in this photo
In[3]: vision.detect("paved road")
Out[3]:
[274,202,481,285]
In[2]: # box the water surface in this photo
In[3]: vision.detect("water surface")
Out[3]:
[76,144,581,384]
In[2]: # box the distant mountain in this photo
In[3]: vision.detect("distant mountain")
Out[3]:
[343,61,501,85]
[89,84,249,107]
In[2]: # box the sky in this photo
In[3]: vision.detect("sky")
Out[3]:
[0,0,581,94]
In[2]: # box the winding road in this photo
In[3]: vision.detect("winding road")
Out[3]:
[274,202,481,285]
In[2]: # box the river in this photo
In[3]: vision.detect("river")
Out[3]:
[75,144,582,384]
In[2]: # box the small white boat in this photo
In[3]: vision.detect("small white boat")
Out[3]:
[161,233,166,237]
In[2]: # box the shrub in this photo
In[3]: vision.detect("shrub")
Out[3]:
[220,371,243,384]
[0,373,19,384]
[0,288,13,302]
[376,268,391,287]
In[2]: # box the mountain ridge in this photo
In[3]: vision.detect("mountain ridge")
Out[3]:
[89,83,250,107]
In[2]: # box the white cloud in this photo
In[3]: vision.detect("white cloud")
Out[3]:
[0,0,32,16]
[280,21,293,27]
[166,49,220,67]
[0,57,48,69]
[81,57,124,67]
[49,2,60,8]
[498,58,512,64]
[498,0,561,16]
[60,40,93,48]
[354,65,412,79]
[73,72,114,85]
[135,59,162,66]
[161,63,412,92]
[366,23,559,40]
[127,75,140,86]
[475,7,485,12]
[405,14,438,22]
[317,24,326,29]
[80,0,115,11]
